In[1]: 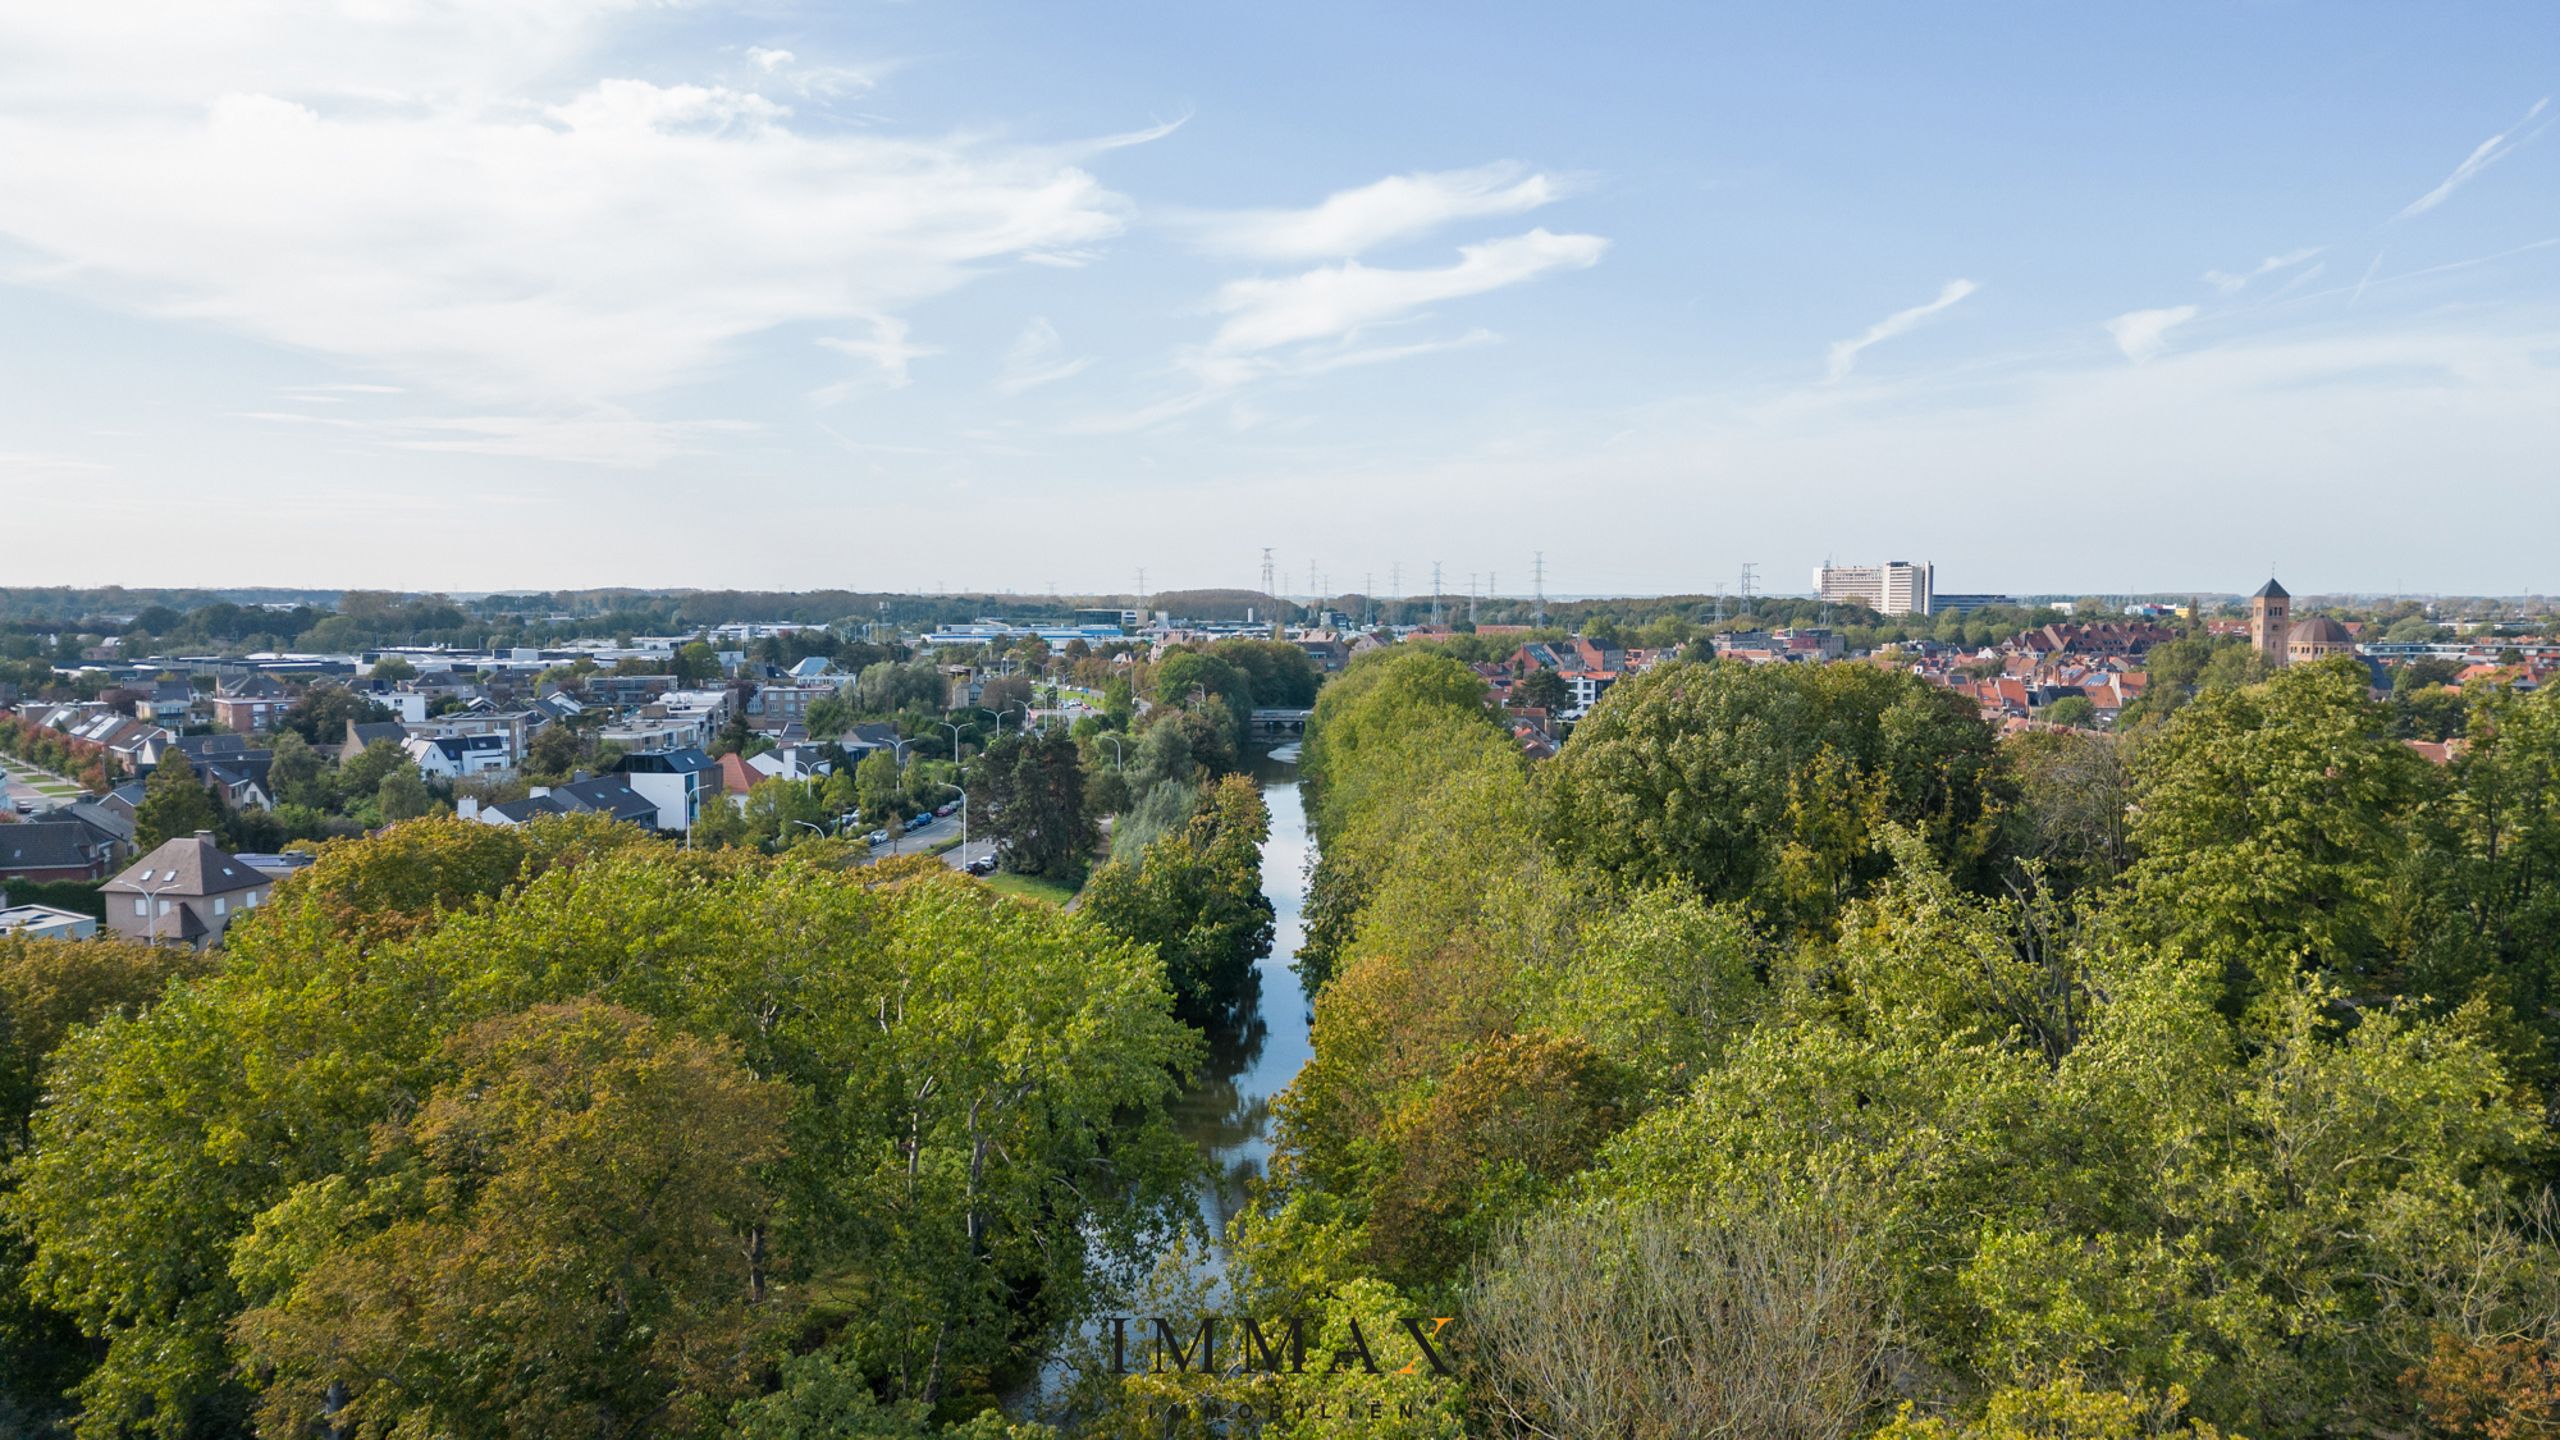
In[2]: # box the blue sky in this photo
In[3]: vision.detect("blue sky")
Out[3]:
[1,2,2553,597]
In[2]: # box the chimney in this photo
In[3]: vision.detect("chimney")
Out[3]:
[192,830,215,844]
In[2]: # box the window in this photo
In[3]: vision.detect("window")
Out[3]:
[133,897,148,917]
[213,897,227,916]
[247,890,261,908]
[158,900,173,916]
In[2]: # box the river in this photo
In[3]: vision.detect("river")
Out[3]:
[1165,743,1315,1272]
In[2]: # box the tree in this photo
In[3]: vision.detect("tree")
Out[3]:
[132,751,222,851]
[377,764,435,821]
[368,656,419,682]
[340,737,410,798]
[1536,660,2006,935]
[673,640,721,686]
[1514,665,1570,712]
[971,729,1093,878]
[855,748,906,821]
[2042,694,2098,728]
[231,1002,790,1440]
[278,683,393,747]
[1080,775,1273,1014]
[265,730,332,810]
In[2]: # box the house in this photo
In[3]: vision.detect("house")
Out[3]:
[210,674,296,732]
[162,734,275,810]
[349,680,430,724]
[404,732,513,780]
[342,719,410,763]
[786,657,835,683]
[101,832,273,948]
[458,773,662,828]
[0,895,98,940]
[610,747,717,832]
[748,682,838,725]
[0,818,119,883]
[136,679,203,726]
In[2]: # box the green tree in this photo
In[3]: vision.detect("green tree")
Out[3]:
[265,729,333,810]
[1081,775,1274,1014]
[2042,694,2097,728]
[856,747,906,822]
[377,764,435,821]
[1535,659,2006,934]
[230,1002,789,1440]
[1513,665,1570,712]
[673,640,721,686]
[278,683,394,747]
[340,737,411,799]
[132,751,222,851]
[971,729,1093,879]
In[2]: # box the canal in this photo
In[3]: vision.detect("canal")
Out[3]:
[1165,743,1315,1274]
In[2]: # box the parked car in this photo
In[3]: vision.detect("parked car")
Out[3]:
[866,829,890,846]
[934,802,958,817]
[905,813,933,832]
[966,855,997,876]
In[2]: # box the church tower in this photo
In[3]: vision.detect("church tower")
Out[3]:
[2248,578,2291,667]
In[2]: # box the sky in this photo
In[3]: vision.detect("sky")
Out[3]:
[0,1,2554,599]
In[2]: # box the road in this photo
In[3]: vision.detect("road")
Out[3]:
[0,757,83,816]
[855,808,995,871]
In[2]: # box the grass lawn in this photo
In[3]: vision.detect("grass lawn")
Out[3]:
[980,870,1081,908]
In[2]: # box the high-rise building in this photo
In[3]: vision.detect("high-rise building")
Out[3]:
[1813,561,1934,616]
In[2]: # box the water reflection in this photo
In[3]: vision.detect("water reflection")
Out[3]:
[1166,746,1315,1260]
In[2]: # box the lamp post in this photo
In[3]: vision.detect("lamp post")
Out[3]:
[1100,735,1126,770]
[936,719,966,764]
[139,878,169,947]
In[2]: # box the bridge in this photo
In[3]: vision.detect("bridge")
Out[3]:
[1249,708,1314,737]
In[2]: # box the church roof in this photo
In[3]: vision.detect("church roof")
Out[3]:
[2252,578,2290,599]
[2288,616,2352,645]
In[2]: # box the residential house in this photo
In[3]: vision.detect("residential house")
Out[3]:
[101,832,272,948]
[611,747,717,832]
[458,773,662,828]
[0,818,119,883]
[0,894,98,940]
[210,674,296,732]
[404,732,513,780]
[136,678,204,726]
[341,719,411,763]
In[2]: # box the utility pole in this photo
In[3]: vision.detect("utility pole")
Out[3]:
[1261,547,1281,639]
[1533,551,1547,629]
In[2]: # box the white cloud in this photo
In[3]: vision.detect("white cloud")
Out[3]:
[747,47,794,73]
[2396,97,2551,219]
[0,9,1136,407]
[1207,228,1606,354]
[994,318,1095,396]
[817,317,937,394]
[2103,305,2199,363]
[1824,279,1978,381]
[2204,246,2324,294]
[1184,163,1565,260]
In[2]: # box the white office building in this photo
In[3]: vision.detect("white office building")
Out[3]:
[1814,561,1934,617]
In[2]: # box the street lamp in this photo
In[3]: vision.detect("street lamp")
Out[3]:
[936,719,966,764]
[1099,735,1126,770]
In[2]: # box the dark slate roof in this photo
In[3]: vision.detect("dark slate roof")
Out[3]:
[420,733,508,758]
[2289,616,2353,644]
[346,721,409,750]
[550,775,661,824]
[0,822,103,875]
[2252,578,2290,599]
[104,835,267,896]
[613,746,713,775]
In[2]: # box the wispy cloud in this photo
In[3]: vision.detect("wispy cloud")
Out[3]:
[994,317,1094,396]
[239,406,753,465]
[1207,228,1606,354]
[816,317,936,394]
[2103,304,2199,363]
[2396,97,2551,219]
[1064,330,1498,435]
[1824,279,1978,382]
[0,8,1137,408]
[2204,246,2324,294]
[1183,163,1566,261]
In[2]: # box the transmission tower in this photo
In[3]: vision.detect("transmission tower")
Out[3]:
[1430,562,1444,628]
[1364,572,1374,626]
[1467,573,1479,625]
[1260,548,1277,635]
[1134,567,1147,620]
[1390,562,1402,622]
[1533,551,1547,629]
[1738,562,1758,617]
